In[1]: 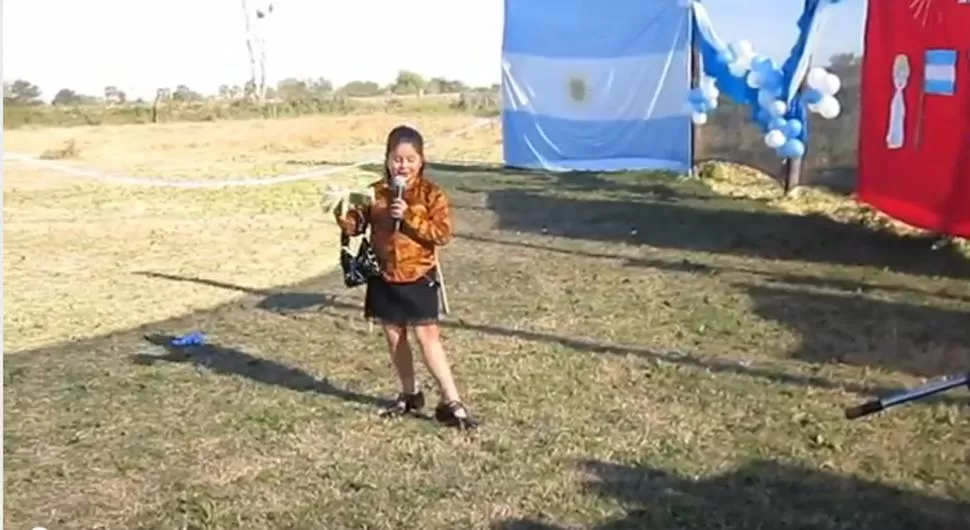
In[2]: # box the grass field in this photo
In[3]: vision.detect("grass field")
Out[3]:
[4,113,969,530]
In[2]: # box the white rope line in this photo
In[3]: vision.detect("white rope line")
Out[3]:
[2,154,369,189]
[2,118,495,189]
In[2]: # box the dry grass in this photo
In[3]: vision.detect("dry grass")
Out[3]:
[4,113,495,181]
[699,162,970,260]
[2,113,498,352]
[3,114,969,530]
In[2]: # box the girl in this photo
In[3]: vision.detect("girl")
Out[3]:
[334,125,478,430]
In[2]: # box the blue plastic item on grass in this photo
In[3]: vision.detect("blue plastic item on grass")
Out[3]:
[170,331,206,347]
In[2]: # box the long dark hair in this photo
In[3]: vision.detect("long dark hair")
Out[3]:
[383,125,426,180]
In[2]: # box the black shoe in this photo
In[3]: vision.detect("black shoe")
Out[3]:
[379,391,425,417]
[434,400,479,430]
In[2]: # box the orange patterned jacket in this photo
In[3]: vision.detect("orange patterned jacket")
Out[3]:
[335,175,453,284]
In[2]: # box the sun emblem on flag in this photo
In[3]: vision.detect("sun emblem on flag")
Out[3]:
[908,0,953,26]
[568,75,589,104]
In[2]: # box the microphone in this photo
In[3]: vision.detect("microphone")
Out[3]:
[391,175,407,232]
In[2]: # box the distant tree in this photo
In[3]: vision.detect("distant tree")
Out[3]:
[51,88,99,106]
[828,53,860,70]
[240,0,275,102]
[274,76,335,100]
[390,70,426,95]
[826,53,861,86]
[52,88,82,105]
[171,84,202,102]
[308,77,333,94]
[338,80,383,97]
[104,85,127,105]
[276,77,309,100]
[4,79,43,105]
[426,77,467,94]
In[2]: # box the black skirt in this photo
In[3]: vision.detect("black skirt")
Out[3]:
[365,268,441,325]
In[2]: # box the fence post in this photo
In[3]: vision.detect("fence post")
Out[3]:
[689,14,699,178]
[782,66,809,195]
[782,157,802,195]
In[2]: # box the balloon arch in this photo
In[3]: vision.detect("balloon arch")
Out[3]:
[686,0,847,162]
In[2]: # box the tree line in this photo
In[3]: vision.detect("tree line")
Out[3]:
[4,53,859,147]
[3,70,499,108]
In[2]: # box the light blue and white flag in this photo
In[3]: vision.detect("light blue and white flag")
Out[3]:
[924,49,956,96]
[501,0,692,172]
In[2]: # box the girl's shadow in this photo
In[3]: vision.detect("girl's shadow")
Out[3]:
[132,333,387,409]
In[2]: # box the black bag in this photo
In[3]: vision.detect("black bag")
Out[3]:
[340,226,381,288]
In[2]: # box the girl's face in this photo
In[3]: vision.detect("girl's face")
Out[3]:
[386,141,423,181]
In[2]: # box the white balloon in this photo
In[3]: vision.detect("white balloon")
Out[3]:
[729,41,755,69]
[691,112,708,125]
[700,77,719,101]
[706,97,719,110]
[736,40,754,58]
[765,129,787,149]
[820,73,842,96]
[806,67,829,90]
[816,95,841,119]
[769,100,787,116]
[736,52,754,70]
[746,71,763,89]
[728,61,748,77]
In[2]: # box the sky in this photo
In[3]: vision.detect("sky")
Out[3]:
[2,0,868,101]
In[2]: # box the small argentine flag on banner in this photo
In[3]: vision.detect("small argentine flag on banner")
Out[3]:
[924,49,957,96]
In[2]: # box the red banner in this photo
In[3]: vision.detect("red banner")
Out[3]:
[858,1,970,238]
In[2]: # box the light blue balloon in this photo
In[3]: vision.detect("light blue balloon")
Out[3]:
[784,119,804,138]
[761,70,783,92]
[802,87,824,105]
[751,56,773,74]
[760,75,778,92]
[769,117,787,131]
[781,139,806,159]
[718,49,736,64]
[688,88,707,105]
[755,108,773,129]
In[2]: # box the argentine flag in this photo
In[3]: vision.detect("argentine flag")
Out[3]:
[924,49,957,96]
[501,0,692,172]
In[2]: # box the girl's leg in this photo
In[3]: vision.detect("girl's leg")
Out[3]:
[379,322,424,416]
[382,323,417,394]
[412,323,459,401]
[413,323,477,428]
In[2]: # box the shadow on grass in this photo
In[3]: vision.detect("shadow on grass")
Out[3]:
[479,182,970,280]
[457,233,970,304]
[453,234,970,386]
[134,271,342,314]
[134,271,968,409]
[491,459,970,530]
[290,159,704,202]
[742,284,970,379]
[285,160,513,176]
[132,333,387,408]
